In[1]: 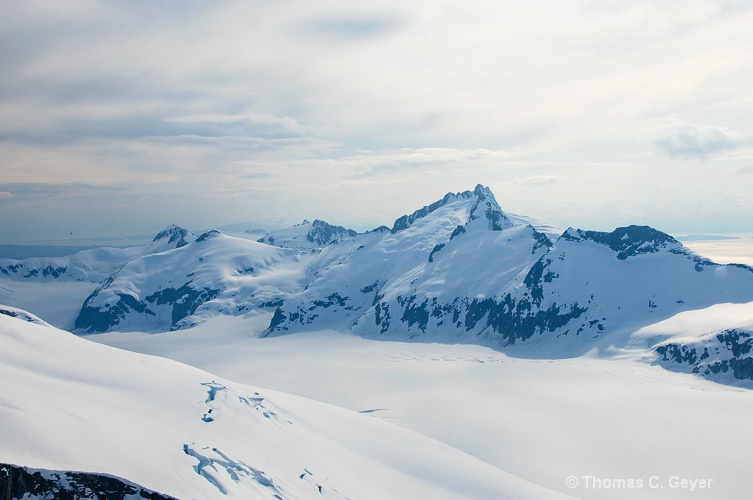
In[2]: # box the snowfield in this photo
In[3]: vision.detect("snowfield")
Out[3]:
[0,311,573,499]
[88,308,753,500]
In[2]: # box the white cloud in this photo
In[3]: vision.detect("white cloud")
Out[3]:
[513,176,560,186]
[164,113,309,135]
[653,122,749,158]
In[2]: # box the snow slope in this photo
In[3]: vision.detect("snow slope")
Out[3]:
[0,308,572,500]
[73,230,312,333]
[628,301,753,386]
[90,312,753,500]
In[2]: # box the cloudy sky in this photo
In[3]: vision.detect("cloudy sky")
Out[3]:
[2,0,753,243]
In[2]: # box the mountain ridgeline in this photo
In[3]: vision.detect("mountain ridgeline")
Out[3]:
[263,186,753,351]
[3,185,753,372]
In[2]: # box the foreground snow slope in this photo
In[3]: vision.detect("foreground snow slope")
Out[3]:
[91,311,753,500]
[0,310,572,500]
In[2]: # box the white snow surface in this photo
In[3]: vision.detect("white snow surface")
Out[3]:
[0,311,572,500]
[88,309,753,500]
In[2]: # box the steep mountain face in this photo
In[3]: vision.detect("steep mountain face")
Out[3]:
[264,185,552,339]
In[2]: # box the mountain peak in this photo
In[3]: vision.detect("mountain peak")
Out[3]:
[147,225,195,252]
[390,185,513,233]
[468,184,513,231]
[152,225,191,245]
[196,229,222,243]
[307,219,358,246]
[258,219,358,249]
[472,183,493,197]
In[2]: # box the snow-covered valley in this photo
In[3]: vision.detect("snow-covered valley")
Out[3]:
[1,310,573,499]
[86,306,753,500]
[2,185,753,499]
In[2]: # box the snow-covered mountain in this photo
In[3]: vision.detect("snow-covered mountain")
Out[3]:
[654,324,753,383]
[263,186,753,355]
[0,246,140,283]
[265,185,554,339]
[257,219,358,250]
[0,308,572,500]
[2,184,752,372]
[74,230,310,333]
[0,226,193,285]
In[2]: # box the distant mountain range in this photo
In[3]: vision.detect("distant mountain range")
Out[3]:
[2,184,753,385]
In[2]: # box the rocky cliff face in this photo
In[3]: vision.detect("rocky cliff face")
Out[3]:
[0,463,174,500]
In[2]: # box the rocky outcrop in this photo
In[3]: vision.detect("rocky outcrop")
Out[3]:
[0,463,174,500]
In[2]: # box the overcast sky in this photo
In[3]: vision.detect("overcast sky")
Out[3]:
[2,0,753,243]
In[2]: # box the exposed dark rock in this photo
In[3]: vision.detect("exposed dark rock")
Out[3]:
[717,329,753,357]
[0,263,68,279]
[374,300,391,333]
[427,243,445,263]
[0,463,174,500]
[523,258,558,306]
[75,283,219,333]
[260,298,283,308]
[74,292,156,334]
[267,307,287,332]
[565,225,678,260]
[196,230,221,243]
[655,328,753,382]
[468,184,512,230]
[311,293,350,309]
[306,220,358,246]
[466,295,587,344]
[449,225,466,240]
[531,228,553,254]
[152,225,193,249]
[145,284,221,329]
[398,295,430,332]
